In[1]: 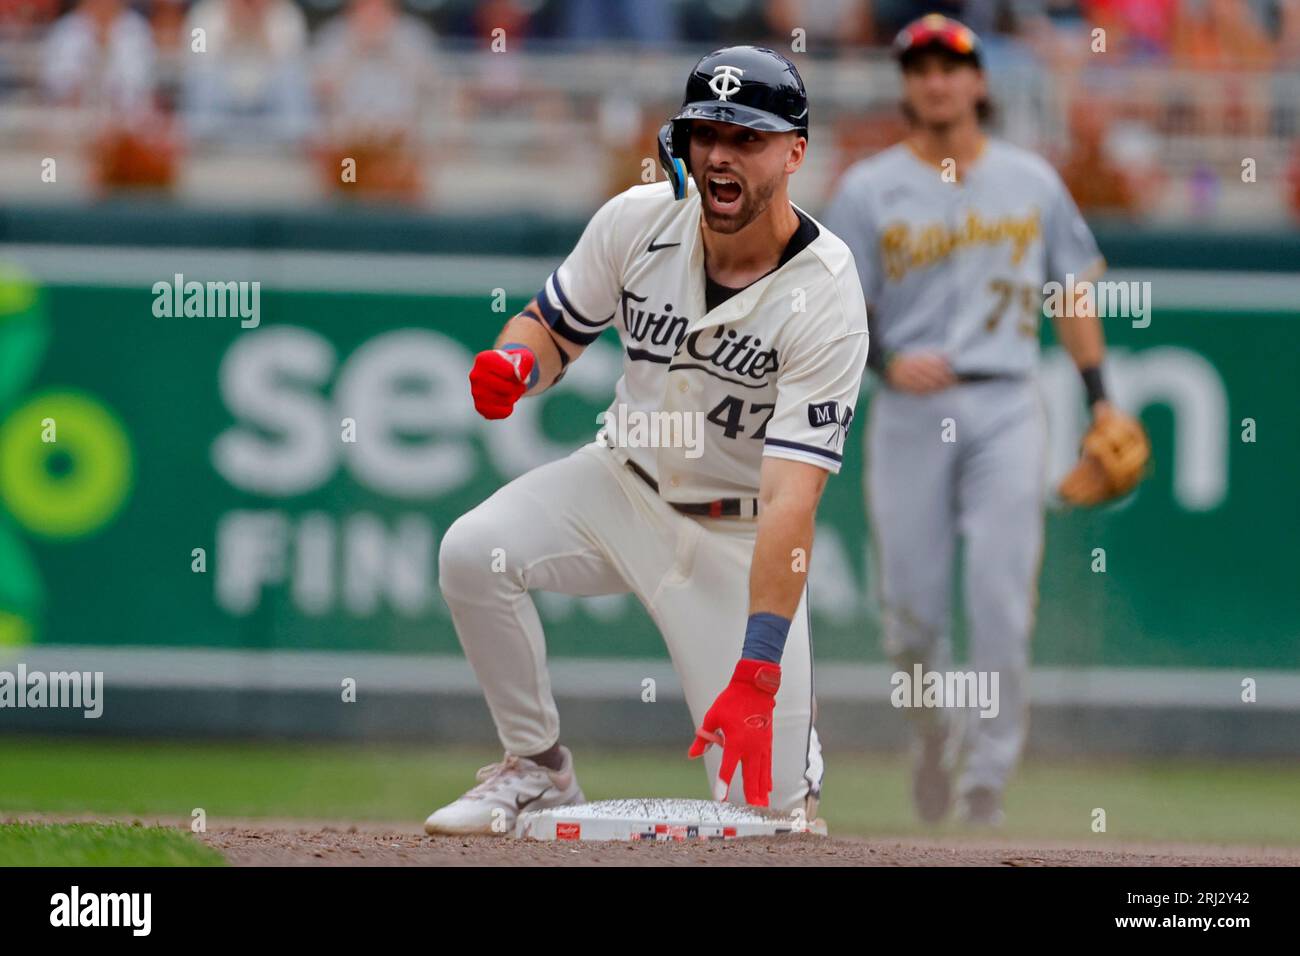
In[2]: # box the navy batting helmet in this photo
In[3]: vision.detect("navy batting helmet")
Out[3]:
[658,46,809,200]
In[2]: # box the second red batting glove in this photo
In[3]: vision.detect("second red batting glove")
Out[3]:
[469,345,536,420]
[688,658,780,807]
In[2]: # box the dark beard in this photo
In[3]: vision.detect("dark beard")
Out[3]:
[699,172,780,235]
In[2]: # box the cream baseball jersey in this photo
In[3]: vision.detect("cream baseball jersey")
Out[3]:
[534,179,870,502]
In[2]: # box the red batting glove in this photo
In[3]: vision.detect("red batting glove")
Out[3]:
[468,347,535,420]
[688,659,780,807]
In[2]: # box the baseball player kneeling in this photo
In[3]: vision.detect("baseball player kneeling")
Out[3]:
[426,46,868,836]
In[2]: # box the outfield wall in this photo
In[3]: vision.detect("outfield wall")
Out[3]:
[0,215,1297,753]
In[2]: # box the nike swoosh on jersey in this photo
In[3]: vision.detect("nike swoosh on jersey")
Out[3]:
[647,239,681,253]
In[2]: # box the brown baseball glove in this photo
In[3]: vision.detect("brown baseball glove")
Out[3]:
[1058,409,1151,506]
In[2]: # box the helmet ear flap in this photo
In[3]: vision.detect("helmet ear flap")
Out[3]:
[657,121,688,201]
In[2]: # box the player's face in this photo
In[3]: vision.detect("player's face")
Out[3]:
[689,121,803,234]
[901,52,985,129]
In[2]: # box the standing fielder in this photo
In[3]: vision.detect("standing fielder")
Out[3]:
[427,46,869,835]
[824,15,1148,827]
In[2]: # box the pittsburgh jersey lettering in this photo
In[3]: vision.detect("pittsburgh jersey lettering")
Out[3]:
[880,208,1041,280]
[823,139,1102,378]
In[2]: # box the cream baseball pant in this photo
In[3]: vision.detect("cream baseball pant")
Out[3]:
[437,440,824,813]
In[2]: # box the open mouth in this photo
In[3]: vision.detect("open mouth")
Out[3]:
[707,175,743,213]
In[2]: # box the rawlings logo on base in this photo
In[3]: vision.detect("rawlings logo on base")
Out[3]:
[555,822,581,840]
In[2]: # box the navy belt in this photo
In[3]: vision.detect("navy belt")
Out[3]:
[882,371,1025,391]
[625,458,759,518]
[953,371,1027,383]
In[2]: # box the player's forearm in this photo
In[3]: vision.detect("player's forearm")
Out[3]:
[747,493,817,623]
[1050,292,1105,371]
[1051,294,1109,410]
[493,299,583,395]
[743,458,830,667]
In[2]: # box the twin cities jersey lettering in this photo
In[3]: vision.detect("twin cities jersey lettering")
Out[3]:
[534,179,870,502]
[823,139,1104,378]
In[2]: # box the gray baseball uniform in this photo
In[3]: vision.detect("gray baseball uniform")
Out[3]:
[823,138,1103,795]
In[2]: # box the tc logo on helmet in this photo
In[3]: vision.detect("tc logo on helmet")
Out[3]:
[708,65,745,101]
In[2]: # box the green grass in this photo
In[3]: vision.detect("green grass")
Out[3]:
[1,737,1298,847]
[0,822,225,866]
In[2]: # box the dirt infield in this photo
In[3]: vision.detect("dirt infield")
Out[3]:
[10,814,1296,865]
[198,822,1300,867]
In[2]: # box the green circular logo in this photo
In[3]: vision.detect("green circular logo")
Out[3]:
[0,390,133,539]
[0,610,31,647]
[0,263,38,317]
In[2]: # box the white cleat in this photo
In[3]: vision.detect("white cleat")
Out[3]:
[424,746,585,836]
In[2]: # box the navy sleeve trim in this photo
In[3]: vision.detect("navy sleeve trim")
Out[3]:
[764,438,844,464]
[537,286,604,346]
[549,273,605,329]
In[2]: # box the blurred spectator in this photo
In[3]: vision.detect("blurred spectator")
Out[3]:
[42,0,179,191]
[1006,2,1093,72]
[312,0,438,200]
[1084,0,1276,65]
[1082,0,1179,59]
[601,103,659,198]
[42,0,156,114]
[149,0,188,112]
[468,0,534,111]
[764,0,875,52]
[149,0,187,53]
[0,0,60,40]
[557,0,679,47]
[464,0,570,141]
[182,0,314,144]
[474,0,535,47]
[1056,100,1147,215]
[1280,0,1300,63]
[1170,0,1276,68]
[314,0,437,132]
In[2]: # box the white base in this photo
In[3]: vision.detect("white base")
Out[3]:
[515,798,826,842]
